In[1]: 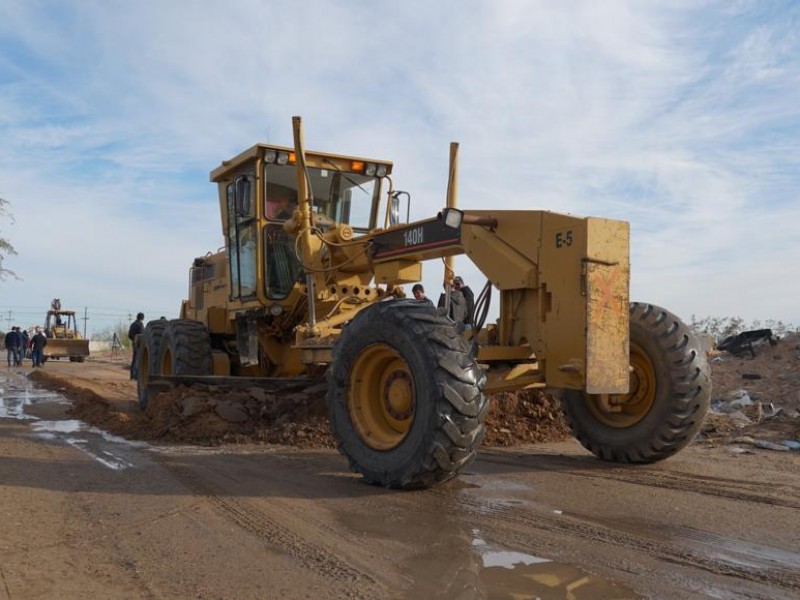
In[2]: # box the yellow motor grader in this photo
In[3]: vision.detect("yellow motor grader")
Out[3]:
[136,117,710,489]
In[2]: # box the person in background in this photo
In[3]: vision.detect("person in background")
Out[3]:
[128,312,145,379]
[30,326,47,368]
[412,283,433,305]
[452,276,475,330]
[21,328,30,360]
[437,282,467,331]
[5,327,18,367]
[12,327,24,366]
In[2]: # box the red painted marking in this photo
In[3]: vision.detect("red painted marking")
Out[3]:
[594,268,621,312]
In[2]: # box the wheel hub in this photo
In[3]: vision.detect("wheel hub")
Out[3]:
[383,370,414,420]
[587,343,656,428]
[349,344,416,450]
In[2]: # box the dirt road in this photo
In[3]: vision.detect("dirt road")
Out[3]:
[2,359,800,599]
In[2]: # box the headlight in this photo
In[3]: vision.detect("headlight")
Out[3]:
[269,304,284,316]
[277,152,290,165]
[264,150,277,163]
[442,208,463,229]
[376,164,387,177]
[364,163,377,177]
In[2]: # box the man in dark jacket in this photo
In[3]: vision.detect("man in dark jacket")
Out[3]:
[437,286,467,332]
[30,327,47,367]
[5,327,18,367]
[452,276,475,330]
[12,327,24,366]
[21,329,30,361]
[128,312,145,379]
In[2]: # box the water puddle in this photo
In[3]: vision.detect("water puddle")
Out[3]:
[0,375,68,419]
[343,494,642,600]
[1,374,146,471]
[471,531,642,600]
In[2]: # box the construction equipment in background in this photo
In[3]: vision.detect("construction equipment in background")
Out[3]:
[43,298,90,362]
[137,117,711,490]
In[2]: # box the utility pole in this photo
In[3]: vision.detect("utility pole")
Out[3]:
[6,310,11,329]
[82,307,89,339]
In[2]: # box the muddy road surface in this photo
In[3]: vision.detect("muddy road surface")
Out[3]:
[1,359,800,599]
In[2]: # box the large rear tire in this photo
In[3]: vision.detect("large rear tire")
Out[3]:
[563,302,711,463]
[158,319,213,378]
[327,300,488,489]
[136,320,168,410]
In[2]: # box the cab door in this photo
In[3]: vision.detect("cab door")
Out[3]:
[227,175,258,300]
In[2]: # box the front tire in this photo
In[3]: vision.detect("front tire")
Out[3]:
[563,302,711,463]
[327,300,488,489]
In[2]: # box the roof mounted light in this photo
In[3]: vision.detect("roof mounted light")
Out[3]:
[264,150,277,163]
[376,164,388,177]
[364,163,377,177]
[277,152,290,165]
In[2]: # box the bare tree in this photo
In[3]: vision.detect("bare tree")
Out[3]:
[0,197,19,281]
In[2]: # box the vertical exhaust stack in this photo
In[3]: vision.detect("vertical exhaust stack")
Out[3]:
[291,116,319,335]
[443,142,459,302]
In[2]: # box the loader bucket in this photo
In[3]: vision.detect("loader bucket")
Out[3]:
[43,339,91,361]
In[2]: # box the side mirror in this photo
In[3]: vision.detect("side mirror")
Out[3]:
[441,208,463,229]
[389,195,401,226]
[235,177,252,217]
[387,190,411,227]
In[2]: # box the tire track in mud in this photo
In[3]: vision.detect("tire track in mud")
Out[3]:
[164,462,379,600]
[428,482,800,596]
[0,562,11,600]
[477,451,800,509]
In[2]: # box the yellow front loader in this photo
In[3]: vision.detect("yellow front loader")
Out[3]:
[43,302,90,362]
[136,117,710,489]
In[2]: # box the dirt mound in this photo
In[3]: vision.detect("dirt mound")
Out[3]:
[141,383,336,448]
[29,368,570,449]
[483,389,570,446]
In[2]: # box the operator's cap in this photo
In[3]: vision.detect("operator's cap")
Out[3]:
[453,276,464,285]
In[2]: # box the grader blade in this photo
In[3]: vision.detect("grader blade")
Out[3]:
[145,375,318,396]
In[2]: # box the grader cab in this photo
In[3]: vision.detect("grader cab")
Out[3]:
[136,117,710,489]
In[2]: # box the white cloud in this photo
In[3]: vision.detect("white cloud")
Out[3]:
[1,0,799,335]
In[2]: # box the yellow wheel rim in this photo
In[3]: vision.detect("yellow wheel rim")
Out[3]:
[586,342,656,428]
[160,345,173,376]
[349,344,415,450]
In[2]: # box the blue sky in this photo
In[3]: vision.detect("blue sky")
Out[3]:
[1,1,799,336]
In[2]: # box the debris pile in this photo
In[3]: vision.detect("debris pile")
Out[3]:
[700,331,800,452]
